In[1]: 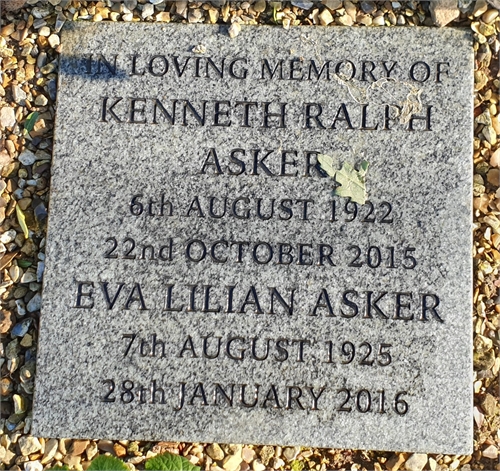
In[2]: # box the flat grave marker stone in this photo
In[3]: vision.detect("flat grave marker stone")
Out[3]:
[33,23,473,454]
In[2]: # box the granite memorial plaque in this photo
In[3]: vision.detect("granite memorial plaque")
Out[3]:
[33,23,473,454]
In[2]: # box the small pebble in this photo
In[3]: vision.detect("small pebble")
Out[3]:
[323,0,342,9]
[254,0,266,12]
[483,444,499,459]
[141,3,154,18]
[482,9,499,23]
[24,461,43,471]
[360,0,377,14]
[42,439,60,465]
[18,436,42,456]
[207,443,225,461]
[16,299,27,316]
[291,0,314,8]
[319,8,334,25]
[13,394,26,414]
[283,447,299,461]
[337,14,354,25]
[70,440,90,456]
[1,229,16,244]
[0,310,14,334]
[156,12,170,21]
[12,319,31,337]
[38,26,51,37]
[241,447,255,463]
[252,460,266,471]
[48,34,60,48]
[12,85,27,105]
[0,107,16,129]
[34,95,48,106]
[20,271,37,284]
[20,334,33,347]
[27,293,42,312]
[405,453,428,471]
[228,22,241,38]
[18,150,37,166]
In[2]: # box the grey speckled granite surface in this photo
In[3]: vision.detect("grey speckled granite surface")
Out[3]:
[32,23,473,454]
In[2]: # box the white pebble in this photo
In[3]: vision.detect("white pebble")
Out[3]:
[48,33,60,48]
[9,264,21,283]
[38,26,51,37]
[142,3,154,18]
[18,150,37,166]
[483,445,498,459]
[18,436,41,456]
[0,229,16,244]
[405,454,428,471]
[21,271,37,284]
[25,461,43,471]
[0,107,16,129]
[12,85,27,105]
[35,94,48,106]
[228,22,241,38]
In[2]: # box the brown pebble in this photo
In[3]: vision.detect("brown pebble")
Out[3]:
[482,9,499,23]
[254,0,266,12]
[20,334,32,347]
[386,453,407,471]
[206,443,225,461]
[0,377,14,396]
[487,168,500,186]
[63,454,81,468]
[113,443,127,457]
[18,198,31,211]
[1,24,16,36]
[69,439,89,456]
[481,393,497,415]
[0,309,14,334]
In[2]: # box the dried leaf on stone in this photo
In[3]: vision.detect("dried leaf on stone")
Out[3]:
[318,153,340,178]
[23,111,39,134]
[317,153,338,178]
[334,161,369,204]
[15,204,29,238]
[145,452,200,471]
